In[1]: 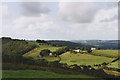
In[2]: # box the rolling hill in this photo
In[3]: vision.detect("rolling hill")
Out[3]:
[47,40,94,49]
[71,40,119,50]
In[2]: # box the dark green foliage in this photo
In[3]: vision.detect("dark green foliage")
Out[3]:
[2,38,36,56]
[36,39,47,43]
[87,50,92,53]
[81,47,86,50]
[54,46,70,55]
[40,49,51,56]
[97,47,101,50]
[75,47,81,49]
[48,40,87,48]
[2,37,37,63]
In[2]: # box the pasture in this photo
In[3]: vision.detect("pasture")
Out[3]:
[92,50,119,58]
[23,43,61,60]
[2,70,95,78]
[60,52,114,66]
[107,60,119,69]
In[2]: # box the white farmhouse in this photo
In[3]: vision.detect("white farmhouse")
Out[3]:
[74,49,80,52]
[91,48,96,50]
[49,53,53,56]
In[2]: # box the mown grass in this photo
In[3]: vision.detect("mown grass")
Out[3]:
[2,70,96,78]
[92,50,119,58]
[60,52,114,66]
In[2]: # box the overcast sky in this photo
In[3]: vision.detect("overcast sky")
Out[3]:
[0,1,118,40]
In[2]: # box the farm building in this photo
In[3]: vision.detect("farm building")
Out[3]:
[74,49,80,52]
[91,48,96,50]
[49,53,53,56]
[74,49,87,53]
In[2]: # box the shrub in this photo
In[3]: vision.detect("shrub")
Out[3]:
[40,49,51,57]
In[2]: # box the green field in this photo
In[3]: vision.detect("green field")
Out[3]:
[42,56,60,61]
[2,70,95,78]
[23,43,61,60]
[107,60,119,69]
[60,52,114,66]
[92,50,119,58]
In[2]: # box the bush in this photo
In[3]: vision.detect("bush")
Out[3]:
[54,46,70,55]
[87,50,92,53]
[40,49,51,57]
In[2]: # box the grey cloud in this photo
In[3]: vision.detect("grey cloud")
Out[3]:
[100,15,118,22]
[106,2,117,8]
[58,2,100,23]
[20,2,50,16]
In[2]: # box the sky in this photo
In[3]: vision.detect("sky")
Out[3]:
[0,1,118,40]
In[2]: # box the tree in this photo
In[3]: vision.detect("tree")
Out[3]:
[54,46,70,55]
[87,50,92,53]
[40,49,51,56]
[36,39,47,43]
[75,47,81,49]
[97,47,101,50]
[81,47,86,50]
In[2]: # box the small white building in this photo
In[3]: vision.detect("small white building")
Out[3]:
[74,49,80,52]
[49,53,53,56]
[91,48,96,50]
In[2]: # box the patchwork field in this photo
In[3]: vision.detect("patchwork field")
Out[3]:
[107,60,119,69]
[23,44,61,60]
[92,50,119,58]
[60,52,114,66]
[2,70,95,78]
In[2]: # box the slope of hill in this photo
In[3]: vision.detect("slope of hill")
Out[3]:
[24,44,61,60]
[47,40,94,49]
[71,40,118,50]
[2,37,37,56]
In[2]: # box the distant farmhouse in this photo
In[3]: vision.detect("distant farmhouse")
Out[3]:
[74,49,87,53]
[91,48,96,50]
[49,53,53,56]
[74,49,80,52]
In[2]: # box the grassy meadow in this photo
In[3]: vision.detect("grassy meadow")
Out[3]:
[60,52,114,66]
[92,50,119,58]
[107,60,119,69]
[2,70,96,78]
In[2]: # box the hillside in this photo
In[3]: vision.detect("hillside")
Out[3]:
[2,37,37,56]
[23,44,61,60]
[71,40,118,50]
[60,52,114,66]
[2,37,120,78]
[47,40,94,49]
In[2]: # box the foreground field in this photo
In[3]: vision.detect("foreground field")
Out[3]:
[92,50,119,58]
[60,52,114,66]
[2,70,95,78]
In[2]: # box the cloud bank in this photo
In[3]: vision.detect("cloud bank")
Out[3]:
[58,2,100,23]
[20,2,50,17]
